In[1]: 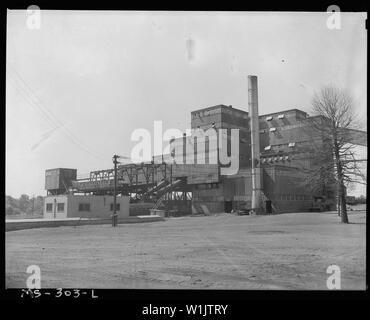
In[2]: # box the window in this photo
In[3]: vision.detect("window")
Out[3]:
[46,203,53,212]
[79,203,90,212]
[57,203,65,212]
[110,203,120,211]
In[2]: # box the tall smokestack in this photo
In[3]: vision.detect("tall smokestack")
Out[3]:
[248,75,263,214]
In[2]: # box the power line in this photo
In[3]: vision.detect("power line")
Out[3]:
[7,75,60,130]
[8,72,102,159]
[7,65,105,161]
[7,65,103,158]
[7,66,65,130]
[8,66,88,145]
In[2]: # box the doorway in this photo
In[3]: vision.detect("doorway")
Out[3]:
[265,200,272,214]
[224,201,232,213]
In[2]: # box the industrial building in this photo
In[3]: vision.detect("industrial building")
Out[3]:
[43,76,367,217]
[44,168,130,219]
[43,194,130,219]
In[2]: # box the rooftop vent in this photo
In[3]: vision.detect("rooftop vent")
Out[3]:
[266,116,273,121]
[264,145,272,151]
[288,142,295,148]
[269,127,277,132]
[278,114,285,119]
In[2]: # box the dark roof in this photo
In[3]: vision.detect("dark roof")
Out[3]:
[191,104,248,115]
[191,105,308,118]
[260,108,308,118]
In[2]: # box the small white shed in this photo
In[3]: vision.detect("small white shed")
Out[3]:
[43,194,130,219]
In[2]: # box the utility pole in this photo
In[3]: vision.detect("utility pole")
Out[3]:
[31,194,35,216]
[112,154,120,227]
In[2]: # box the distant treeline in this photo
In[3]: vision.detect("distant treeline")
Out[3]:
[6,194,44,216]
[346,195,367,205]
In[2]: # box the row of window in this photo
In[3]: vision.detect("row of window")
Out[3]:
[264,142,296,151]
[46,203,64,212]
[272,194,311,201]
[45,202,120,213]
[194,183,219,190]
[260,156,291,163]
[265,114,285,121]
[78,203,120,212]
[260,122,309,134]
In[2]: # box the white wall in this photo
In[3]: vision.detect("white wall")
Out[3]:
[67,195,129,219]
[43,195,130,219]
[44,195,68,219]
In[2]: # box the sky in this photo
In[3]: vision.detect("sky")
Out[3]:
[6,10,367,197]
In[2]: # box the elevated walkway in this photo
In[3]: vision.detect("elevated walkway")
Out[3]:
[141,179,169,200]
[153,179,185,210]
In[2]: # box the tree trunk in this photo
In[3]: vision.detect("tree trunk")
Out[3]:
[337,195,341,216]
[339,183,348,223]
[336,169,349,223]
[333,140,349,223]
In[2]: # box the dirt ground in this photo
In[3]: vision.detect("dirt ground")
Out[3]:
[6,210,366,290]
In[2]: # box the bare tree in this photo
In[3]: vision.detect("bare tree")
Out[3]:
[297,131,337,211]
[304,85,365,223]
